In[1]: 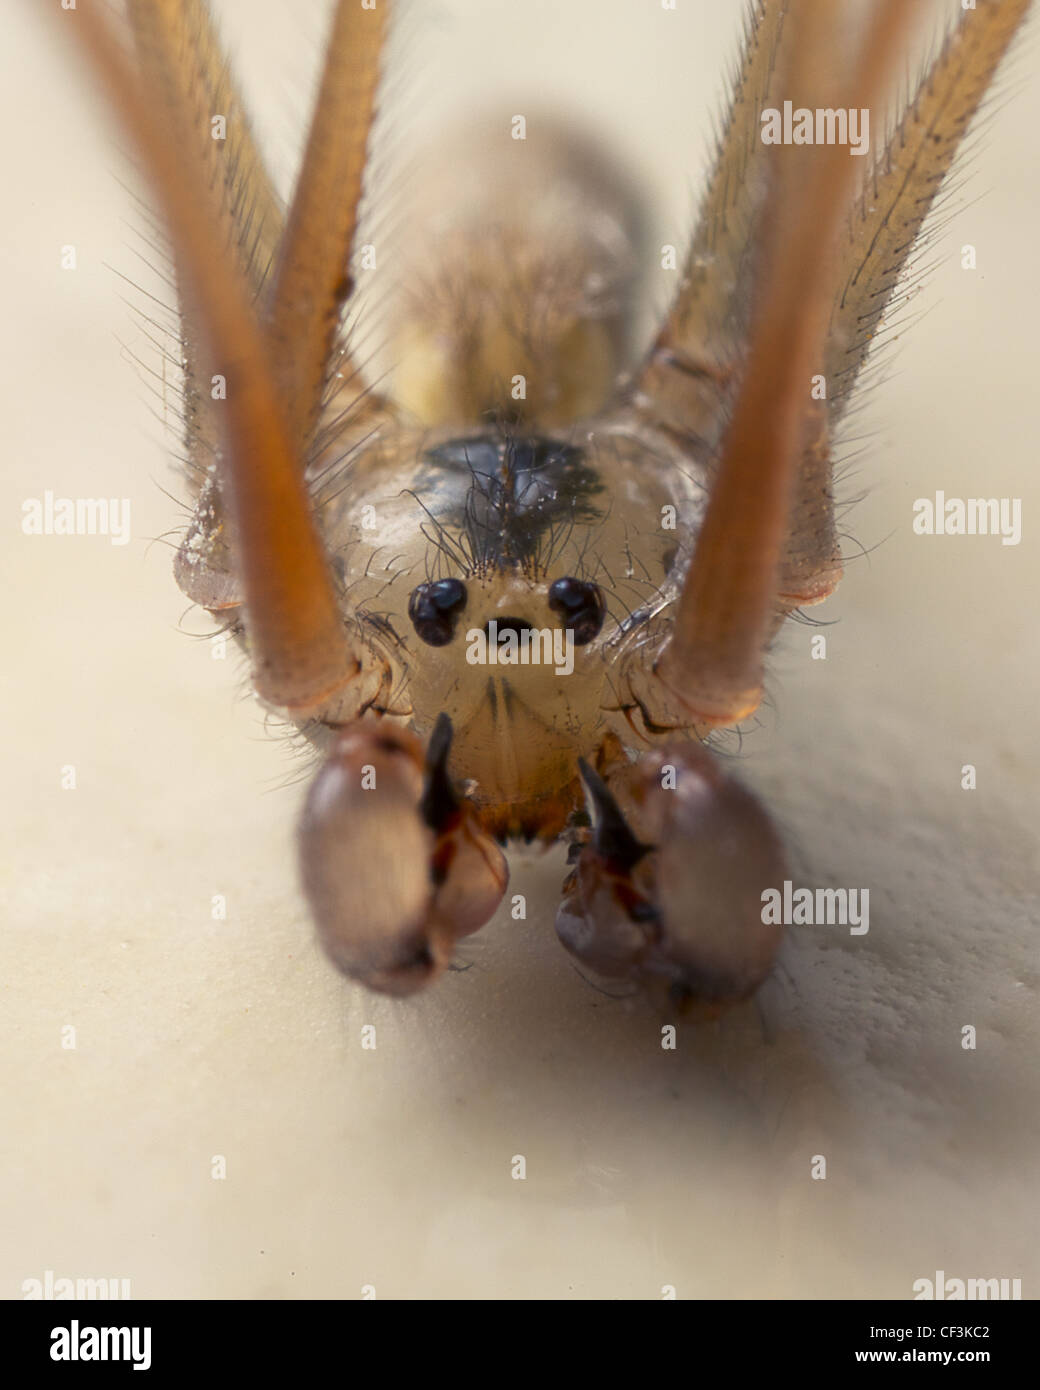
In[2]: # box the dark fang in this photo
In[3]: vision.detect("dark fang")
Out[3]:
[577,759,651,872]
[420,712,460,831]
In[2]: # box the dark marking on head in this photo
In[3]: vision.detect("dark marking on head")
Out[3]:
[419,434,606,576]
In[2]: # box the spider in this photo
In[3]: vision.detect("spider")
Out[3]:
[60,0,1032,1006]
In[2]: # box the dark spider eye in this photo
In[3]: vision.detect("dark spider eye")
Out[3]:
[408,578,467,647]
[548,577,605,646]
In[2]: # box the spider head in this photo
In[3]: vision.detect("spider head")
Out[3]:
[400,565,610,838]
[336,427,688,837]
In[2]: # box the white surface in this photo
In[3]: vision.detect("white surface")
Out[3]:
[2,0,1037,1299]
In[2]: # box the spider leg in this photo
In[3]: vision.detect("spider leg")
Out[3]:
[775,403,843,607]
[624,0,1032,717]
[627,0,786,454]
[633,0,917,726]
[68,3,389,718]
[265,0,388,450]
[128,1,283,610]
[780,0,1033,607]
[556,746,787,1013]
[128,0,284,459]
[826,0,1034,423]
[299,716,508,996]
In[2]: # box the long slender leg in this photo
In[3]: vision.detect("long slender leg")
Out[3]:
[782,0,1034,605]
[128,0,284,482]
[629,0,1033,669]
[644,0,919,726]
[624,0,841,614]
[299,717,508,995]
[133,1,392,620]
[265,0,387,452]
[826,0,1034,421]
[776,403,843,606]
[127,2,283,610]
[627,0,786,455]
[67,4,367,716]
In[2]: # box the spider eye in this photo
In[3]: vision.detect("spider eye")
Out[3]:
[408,578,467,646]
[548,577,605,646]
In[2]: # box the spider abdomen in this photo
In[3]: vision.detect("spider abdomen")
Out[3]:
[389,115,648,432]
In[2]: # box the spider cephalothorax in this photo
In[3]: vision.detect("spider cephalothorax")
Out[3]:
[66,0,1032,1005]
[318,416,695,843]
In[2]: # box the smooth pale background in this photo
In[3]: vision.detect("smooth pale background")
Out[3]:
[2,0,1037,1300]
